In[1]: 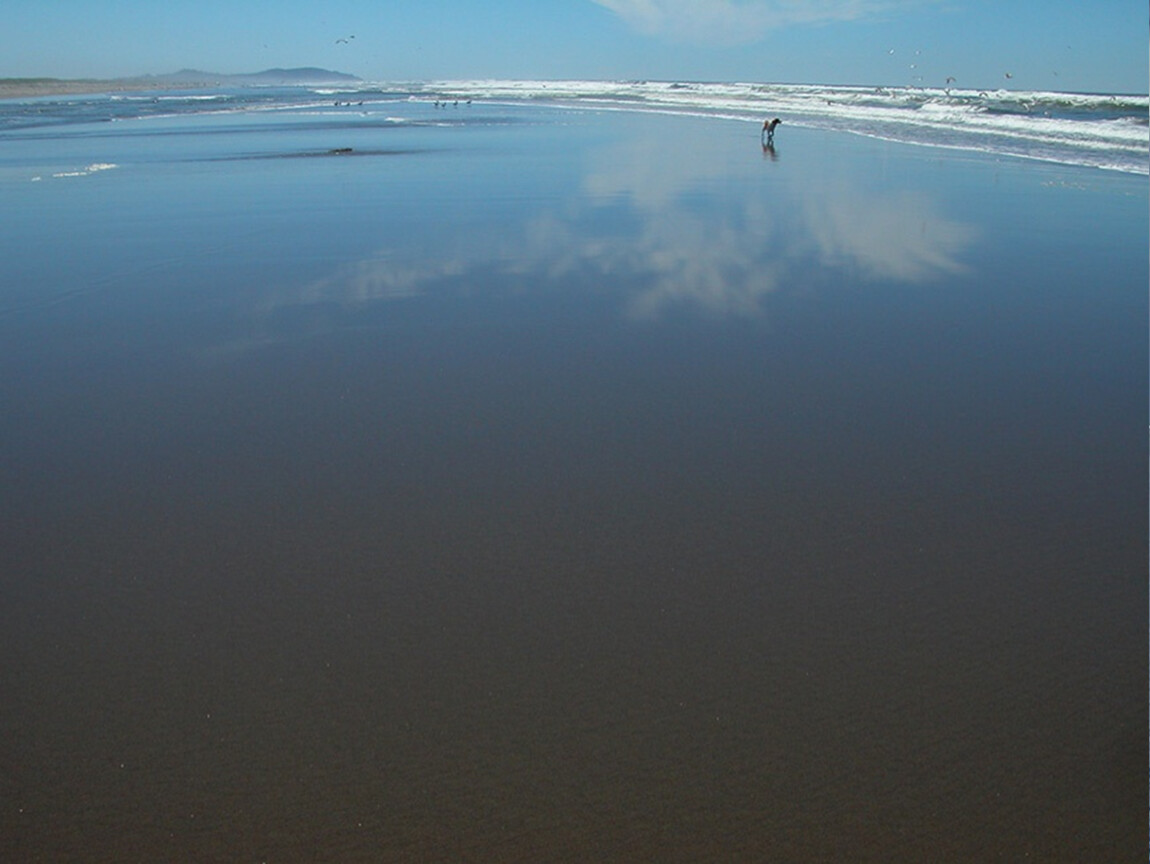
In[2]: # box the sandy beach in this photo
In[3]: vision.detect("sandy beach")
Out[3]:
[0,95,1144,862]
[0,76,215,99]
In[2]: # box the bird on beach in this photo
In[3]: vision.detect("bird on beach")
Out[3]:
[761,117,781,145]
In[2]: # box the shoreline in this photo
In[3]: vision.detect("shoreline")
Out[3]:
[0,77,220,100]
[0,68,358,99]
[2,76,1144,176]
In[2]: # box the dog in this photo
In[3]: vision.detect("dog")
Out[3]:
[761,117,781,145]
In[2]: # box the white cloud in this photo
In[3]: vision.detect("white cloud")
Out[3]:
[592,0,906,44]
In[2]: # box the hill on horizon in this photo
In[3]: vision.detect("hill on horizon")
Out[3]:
[151,67,362,86]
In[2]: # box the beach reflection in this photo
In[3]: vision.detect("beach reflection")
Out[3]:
[229,119,976,352]
[799,185,975,282]
[4,102,1143,863]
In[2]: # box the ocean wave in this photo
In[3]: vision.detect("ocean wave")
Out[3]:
[407,80,1150,175]
[3,79,1145,174]
[50,162,118,179]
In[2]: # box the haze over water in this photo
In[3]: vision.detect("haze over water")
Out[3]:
[0,94,1145,861]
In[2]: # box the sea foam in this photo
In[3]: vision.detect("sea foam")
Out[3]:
[406,80,1150,174]
[4,79,1145,174]
[51,163,118,179]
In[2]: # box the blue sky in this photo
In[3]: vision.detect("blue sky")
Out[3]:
[3,0,1145,93]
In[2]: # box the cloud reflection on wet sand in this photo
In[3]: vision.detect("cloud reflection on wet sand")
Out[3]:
[222,122,976,354]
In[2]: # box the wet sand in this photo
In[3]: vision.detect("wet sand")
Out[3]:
[0,103,1145,861]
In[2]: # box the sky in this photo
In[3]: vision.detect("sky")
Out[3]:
[3,0,1145,94]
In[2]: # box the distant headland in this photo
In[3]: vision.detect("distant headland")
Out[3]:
[0,68,361,99]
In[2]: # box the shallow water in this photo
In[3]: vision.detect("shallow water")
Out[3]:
[0,102,1145,862]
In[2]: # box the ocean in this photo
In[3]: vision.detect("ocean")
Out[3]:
[3,79,1146,174]
[0,84,1145,861]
